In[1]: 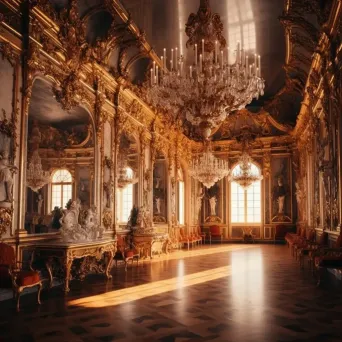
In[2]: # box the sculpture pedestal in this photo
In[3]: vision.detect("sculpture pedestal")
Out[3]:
[133,233,169,259]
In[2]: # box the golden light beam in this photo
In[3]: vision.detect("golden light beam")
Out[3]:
[144,244,258,264]
[69,265,233,308]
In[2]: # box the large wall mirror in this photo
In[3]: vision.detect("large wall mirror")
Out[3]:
[25,79,95,234]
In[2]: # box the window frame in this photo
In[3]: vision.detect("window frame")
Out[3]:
[50,169,73,211]
[230,163,262,225]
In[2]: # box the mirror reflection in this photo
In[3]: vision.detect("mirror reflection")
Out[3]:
[25,79,95,234]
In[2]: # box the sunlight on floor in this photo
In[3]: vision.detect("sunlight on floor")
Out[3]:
[69,265,233,308]
[144,244,258,264]
[69,245,260,309]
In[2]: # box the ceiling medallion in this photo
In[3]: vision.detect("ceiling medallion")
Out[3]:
[188,142,229,188]
[26,150,51,192]
[145,0,265,139]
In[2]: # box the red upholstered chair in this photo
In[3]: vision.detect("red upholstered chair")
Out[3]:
[114,235,139,271]
[313,234,342,283]
[274,225,294,244]
[179,228,197,250]
[0,243,42,311]
[208,225,223,245]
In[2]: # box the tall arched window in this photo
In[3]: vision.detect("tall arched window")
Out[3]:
[231,163,261,223]
[118,167,134,222]
[51,169,73,210]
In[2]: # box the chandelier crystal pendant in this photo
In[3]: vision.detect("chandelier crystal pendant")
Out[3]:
[189,143,230,188]
[231,151,263,190]
[26,150,51,192]
[145,0,265,139]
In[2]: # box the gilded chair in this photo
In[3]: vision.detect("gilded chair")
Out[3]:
[274,225,293,244]
[113,235,139,271]
[312,234,342,284]
[297,232,328,269]
[179,228,196,250]
[208,225,223,244]
[0,243,42,311]
[195,226,206,245]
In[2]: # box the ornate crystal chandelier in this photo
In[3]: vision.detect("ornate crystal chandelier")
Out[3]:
[26,150,50,192]
[117,167,134,189]
[117,154,135,189]
[145,0,265,139]
[231,141,263,190]
[189,143,230,188]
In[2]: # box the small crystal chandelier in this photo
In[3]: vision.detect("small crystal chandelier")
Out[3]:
[117,166,134,189]
[26,150,50,192]
[231,139,263,190]
[145,0,265,139]
[117,153,135,189]
[189,143,230,188]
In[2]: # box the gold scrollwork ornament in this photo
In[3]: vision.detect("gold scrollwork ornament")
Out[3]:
[0,208,12,239]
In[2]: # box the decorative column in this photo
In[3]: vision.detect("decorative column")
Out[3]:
[16,1,33,237]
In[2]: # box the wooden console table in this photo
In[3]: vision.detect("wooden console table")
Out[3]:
[30,239,116,293]
[133,233,169,259]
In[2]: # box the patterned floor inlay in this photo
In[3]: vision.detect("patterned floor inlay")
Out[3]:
[1,244,342,342]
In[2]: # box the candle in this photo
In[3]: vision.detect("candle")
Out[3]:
[242,48,245,66]
[221,50,223,68]
[246,56,249,75]
[257,67,259,77]
[150,68,153,86]
[254,54,257,74]
[249,64,252,77]
[195,44,198,65]
[190,65,192,78]
[163,48,166,68]
[202,39,205,59]
[258,55,261,76]
[161,56,164,69]
[200,54,203,73]
[175,47,178,71]
[156,66,159,84]
[171,49,174,70]
[215,40,218,64]
[153,61,156,77]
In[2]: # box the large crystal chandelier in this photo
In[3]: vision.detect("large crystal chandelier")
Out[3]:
[189,143,230,188]
[26,150,50,192]
[145,0,265,139]
[231,137,263,189]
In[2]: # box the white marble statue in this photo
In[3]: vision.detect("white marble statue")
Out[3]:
[155,197,161,215]
[295,181,306,221]
[209,196,217,216]
[276,177,286,214]
[0,151,17,207]
[59,199,103,242]
[37,193,43,215]
[196,188,204,216]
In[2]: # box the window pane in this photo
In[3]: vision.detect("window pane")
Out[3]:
[51,184,62,210]
[122,184,133,222]
[62,184,72,209]
[52,169,72,183]
[231,163,261,224]
[246,181,261,223]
